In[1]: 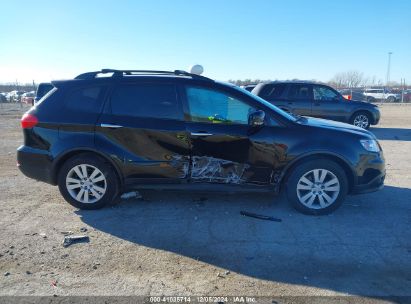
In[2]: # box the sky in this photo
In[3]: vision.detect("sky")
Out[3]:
[0,0,410,84]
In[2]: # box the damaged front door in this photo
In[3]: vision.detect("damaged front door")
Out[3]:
[183,85,272,185]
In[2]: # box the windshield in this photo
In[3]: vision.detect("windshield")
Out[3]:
[230,84,298,122]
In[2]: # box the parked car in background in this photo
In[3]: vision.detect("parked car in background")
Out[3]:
[34,83,54,104]
[0,93,7,103]
[252,81,380,129]
[402,90,411,102]
[21,91,35,105]
[6,90,26,102]
[338,89,367,102]
[17,69,385,215]
[363,88,400,102]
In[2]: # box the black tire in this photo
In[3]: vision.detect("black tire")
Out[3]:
[286,159,348,215]
[350,111,371,129]
[387,96,396,103]
[366,96,375,103]
[58,153,119,210]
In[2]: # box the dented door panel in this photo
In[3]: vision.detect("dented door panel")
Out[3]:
[96,115,191,181]
[186,122,277,185]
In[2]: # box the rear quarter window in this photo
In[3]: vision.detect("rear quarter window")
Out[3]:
[65,87,104,113]
[59,86,106,123]
[36,84,54,98]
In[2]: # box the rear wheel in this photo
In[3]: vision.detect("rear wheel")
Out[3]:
[366,96,375,103]
[286,159,348,215]
[58,154,119,209]
[350,111,371,129]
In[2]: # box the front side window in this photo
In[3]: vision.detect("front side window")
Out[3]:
[111,84,180,120]
[313,86,340,101]
[288,85,312,100]
[186,86,255,125]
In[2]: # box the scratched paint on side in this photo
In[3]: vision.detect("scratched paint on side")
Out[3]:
[190,156,250,183]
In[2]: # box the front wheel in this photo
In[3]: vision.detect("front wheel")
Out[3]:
[350,112,371,129]
[387,96,396,103]
[58,154,119,210]
[286,159,348,215]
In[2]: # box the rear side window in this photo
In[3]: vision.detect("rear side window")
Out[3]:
[259,84,286,100]
[110,84,180,120]
[65,86,104,113]
[287,84,312,100]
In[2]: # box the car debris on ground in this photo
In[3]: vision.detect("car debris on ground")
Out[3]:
[120,191,142,200]
[62,235,89,247]
[240,211,282,222]
[60,231,73,235]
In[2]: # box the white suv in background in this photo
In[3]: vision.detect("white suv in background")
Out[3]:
[364,89,400,102]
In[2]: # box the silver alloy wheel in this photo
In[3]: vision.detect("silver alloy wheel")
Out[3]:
[65,164,107,204]
[296,169,340,209]
[353,114,369,128]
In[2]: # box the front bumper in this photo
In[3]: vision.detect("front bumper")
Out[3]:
[352,171,385,194]
[371,109,381,125]
[351,149,385,194]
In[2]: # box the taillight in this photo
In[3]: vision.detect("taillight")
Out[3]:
[21,113,38,129]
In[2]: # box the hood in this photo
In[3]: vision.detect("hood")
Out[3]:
[346,99,378,108]
[299,117,375,138]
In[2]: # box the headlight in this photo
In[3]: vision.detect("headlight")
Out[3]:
[360,139,380,152]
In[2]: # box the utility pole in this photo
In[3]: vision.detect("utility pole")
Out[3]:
[401,78,405,102]
[386,52,392,87]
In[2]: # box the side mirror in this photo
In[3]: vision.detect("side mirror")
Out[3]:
[248,110,265,127]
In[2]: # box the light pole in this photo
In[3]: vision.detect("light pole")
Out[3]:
[386,52,392,86]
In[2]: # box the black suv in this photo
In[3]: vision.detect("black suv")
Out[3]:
[17,69,385,215]
[252,81,380,129]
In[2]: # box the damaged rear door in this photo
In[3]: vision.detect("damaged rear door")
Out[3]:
[96,80,190,183]
[182,85,272,185]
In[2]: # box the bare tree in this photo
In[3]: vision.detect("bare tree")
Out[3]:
[329,71,365,88]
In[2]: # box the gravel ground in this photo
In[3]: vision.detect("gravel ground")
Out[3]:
[0,103,410,300]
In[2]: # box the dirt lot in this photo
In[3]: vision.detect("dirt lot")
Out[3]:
[0,103,410,299]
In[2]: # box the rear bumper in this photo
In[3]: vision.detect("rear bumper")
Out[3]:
[17,145,55,185]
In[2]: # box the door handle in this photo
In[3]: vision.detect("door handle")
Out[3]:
[100,123,123,128]
[191,132,213,136]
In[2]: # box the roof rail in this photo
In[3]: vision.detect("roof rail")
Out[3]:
[74,69,213,81]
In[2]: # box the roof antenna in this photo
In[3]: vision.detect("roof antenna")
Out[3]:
[189,64,204,75]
